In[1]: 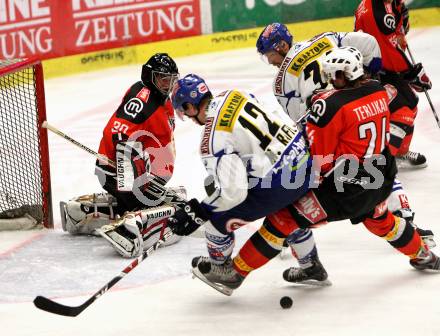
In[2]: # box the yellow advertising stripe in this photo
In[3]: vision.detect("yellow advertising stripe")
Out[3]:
[215,91,246,132]
[43,8,440,79]
[288,37,333,76]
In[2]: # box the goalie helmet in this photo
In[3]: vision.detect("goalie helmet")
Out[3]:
[256,22,293,55]
[321,47,364,81]
[171,74,211,115]
[141,53,179,97]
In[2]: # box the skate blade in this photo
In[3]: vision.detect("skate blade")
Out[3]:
[191,268,234,296]
[289,279,332,287]
[397,162,428,170]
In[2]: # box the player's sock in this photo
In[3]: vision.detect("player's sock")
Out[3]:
[363,211,426,258]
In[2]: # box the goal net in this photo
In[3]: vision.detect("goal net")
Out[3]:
[0,58,53,230]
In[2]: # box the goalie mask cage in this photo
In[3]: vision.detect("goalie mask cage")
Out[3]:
[0,58,53,230]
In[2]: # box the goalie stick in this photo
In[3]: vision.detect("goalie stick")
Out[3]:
[34,229,173,316]
[34,122,187,316]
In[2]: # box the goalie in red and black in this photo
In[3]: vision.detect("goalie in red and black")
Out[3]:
[61,53,186,258]
[355,0,432,169]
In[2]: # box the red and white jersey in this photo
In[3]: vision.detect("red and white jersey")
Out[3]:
[97,81,176,181]
[306,79,390,174]
[355,0,412,73]
[274,31,381,122]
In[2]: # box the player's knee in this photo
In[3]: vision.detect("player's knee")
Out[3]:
[266,207,301,235]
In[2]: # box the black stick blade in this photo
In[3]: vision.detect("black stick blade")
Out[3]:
[33,296,86,317]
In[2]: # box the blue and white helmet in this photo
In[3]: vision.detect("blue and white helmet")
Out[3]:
[256,23,293,55]
[171,74,211,115]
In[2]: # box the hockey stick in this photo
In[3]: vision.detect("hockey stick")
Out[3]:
[34,229,173,316]
[406,46,440,129]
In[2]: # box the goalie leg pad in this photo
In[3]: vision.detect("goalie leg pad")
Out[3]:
[62,193,118,235]
[97,213,143,258]
[97,204,183,258]
[137,204,181,249]
[139,186,186,247]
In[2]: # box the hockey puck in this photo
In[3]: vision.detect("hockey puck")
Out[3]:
[280,296,293,309]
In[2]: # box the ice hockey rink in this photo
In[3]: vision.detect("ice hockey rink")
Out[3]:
[1,26,440,336]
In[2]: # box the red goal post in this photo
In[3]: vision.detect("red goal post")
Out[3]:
[0,58,53,229]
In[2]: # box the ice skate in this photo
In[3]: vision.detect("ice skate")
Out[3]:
[283,258,332,286]
[396,151,427,169]
[393,211,436,248]
[410,250,440,271]
[416,227,436,249]
[191,257,245,296]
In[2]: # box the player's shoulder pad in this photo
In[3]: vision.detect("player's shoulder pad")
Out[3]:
[307,89,339,127]
[372,0,397,35]
[115,81,162,124]
[309,80,385,127]
[213,90,247,133]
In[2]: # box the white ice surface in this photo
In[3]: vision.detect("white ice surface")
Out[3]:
[1,26,440,336]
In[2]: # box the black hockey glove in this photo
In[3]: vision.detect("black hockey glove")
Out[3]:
[167,199,209,236]
[404,63,432,92]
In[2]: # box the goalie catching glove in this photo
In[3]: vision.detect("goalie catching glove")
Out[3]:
[167,198,208,236]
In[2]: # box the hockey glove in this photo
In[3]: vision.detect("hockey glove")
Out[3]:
[167,198,208,236]
[404,63,432,92]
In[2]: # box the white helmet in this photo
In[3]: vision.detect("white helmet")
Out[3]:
[322,46,364,81]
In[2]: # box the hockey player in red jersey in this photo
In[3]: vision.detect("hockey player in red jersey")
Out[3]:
[61,53,185,258]
[282,47,438,284]
[355,0,432,168]
[256,22,434,283]
[168,49,439,296]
